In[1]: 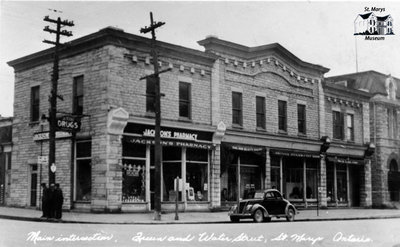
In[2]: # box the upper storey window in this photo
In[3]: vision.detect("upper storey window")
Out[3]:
[30,86,40,122]
[232,92,242,126]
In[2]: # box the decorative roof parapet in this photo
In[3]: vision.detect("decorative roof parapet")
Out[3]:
[198,36,330,75]
[217,55,320,84]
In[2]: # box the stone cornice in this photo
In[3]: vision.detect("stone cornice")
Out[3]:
[8,27,218,72]
[325,96,363,108]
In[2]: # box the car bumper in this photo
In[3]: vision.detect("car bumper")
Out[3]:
[228,212,252,217]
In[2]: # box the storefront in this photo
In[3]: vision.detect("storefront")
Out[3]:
[270,150,321,207]
[122,122,214,212]
[326,156,364,207]
[220,143,265,204]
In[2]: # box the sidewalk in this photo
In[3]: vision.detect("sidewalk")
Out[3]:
[0,206,400,224]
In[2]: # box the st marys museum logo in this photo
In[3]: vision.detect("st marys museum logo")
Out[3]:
[354,7,394,41]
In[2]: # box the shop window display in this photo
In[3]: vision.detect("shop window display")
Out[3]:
[186,148,208,201]
[122,160,145,202]
[75,140,91,201]
[223,150,263,201]
[285,159,303,200]
[306,161,318,199]
[162,146,181,202]
[326,165,334,202]
[337,164,347,202]
[271,156,280,191]
[122,143,146,203]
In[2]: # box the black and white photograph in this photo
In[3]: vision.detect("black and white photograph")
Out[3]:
[0,1,399,246]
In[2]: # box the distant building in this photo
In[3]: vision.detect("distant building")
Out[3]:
[0,116,12,205]
[327,71,400,208]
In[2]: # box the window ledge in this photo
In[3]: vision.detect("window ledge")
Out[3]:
[256,127,266,132]
[332,138,346,143]
[297,133,307,138]
[278,130,288,135]
[232,124,243,129]
[145,112,155,118]
[29,121,40,126]
[178,117,192,123]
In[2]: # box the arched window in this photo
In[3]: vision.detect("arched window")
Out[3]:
[390,159,398,172]
[388,159,399,201]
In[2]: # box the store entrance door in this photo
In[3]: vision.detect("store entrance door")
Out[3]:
[30,164,38,207]
[350,166,361,207]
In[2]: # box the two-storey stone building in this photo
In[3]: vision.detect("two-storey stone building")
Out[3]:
[322,82,374,207]
[198,37,332,208]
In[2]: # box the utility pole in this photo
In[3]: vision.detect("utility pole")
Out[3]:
[140,12,170,221]
[43,15,74,185]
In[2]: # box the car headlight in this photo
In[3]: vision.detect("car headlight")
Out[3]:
[246,204,253,211]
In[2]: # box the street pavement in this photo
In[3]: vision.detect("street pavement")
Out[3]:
[0,206,400,224]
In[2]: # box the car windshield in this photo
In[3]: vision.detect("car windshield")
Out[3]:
[253,192,264,199]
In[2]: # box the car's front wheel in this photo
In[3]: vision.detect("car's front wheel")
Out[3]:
[286,208,295,222]
[253,209,264,223]
[230,216,239,223]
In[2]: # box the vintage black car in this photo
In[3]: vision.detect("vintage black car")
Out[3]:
[228,189,297,223]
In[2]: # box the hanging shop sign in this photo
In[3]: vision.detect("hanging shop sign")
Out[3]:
[33,131,72,141]
[123,123,214,149]
[270,149,320,159]
[56,116,81,132]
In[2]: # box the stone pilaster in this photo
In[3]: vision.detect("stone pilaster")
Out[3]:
[318,79,326,137]
[264,149,271,189]
[362,102,371,143]
[319,156,327,208]
[211,60,221,126]
[361,159,372,207]
[92,107,128,212]
[210,145,221,209]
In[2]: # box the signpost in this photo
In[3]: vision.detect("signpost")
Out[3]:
[37,156,48,166]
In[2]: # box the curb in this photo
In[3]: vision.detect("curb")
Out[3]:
[1,214,400,225]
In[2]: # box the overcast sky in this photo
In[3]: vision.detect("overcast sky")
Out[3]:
[1,1,399,117]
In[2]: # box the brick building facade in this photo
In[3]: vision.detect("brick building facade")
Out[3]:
[6,27,397,212]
